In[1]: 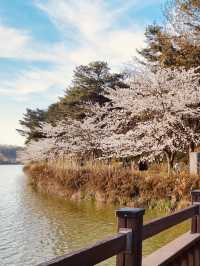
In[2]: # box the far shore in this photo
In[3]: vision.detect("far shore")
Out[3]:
[0,162,22,165]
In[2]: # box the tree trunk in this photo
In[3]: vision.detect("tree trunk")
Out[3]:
[188,142,195,167]
[165,151,175,176]
[189,142,195,153]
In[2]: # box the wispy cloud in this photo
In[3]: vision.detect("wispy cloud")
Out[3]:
[35,0,145,64]
[0,65,69,96]
[0,23,69,63]
[0,0,159,98]
[0,24,30,59]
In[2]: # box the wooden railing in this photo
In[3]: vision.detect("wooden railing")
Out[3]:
[38,190,200,266]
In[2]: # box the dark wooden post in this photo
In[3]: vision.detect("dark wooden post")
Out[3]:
[116,208,145,266]
[191,190,200,233]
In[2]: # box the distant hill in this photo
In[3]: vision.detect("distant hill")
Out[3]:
[0,145,23,164]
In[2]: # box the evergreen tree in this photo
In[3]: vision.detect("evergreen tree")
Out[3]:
[17,108,47,143]
[48,61,126,120]
[139,0,200,69]
[138,24,178,68]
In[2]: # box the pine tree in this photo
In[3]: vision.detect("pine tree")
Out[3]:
[138,24,178,68]
[49,61,126,120]
[139,0,200,69]
[17,108,47,143]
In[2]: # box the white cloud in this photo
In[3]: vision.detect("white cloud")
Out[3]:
[0,23,70,63]
[0,65,70,97]
[35,0,146,69]
[0,0,150,97]
[35,0,114,41]
[0,25,30,59]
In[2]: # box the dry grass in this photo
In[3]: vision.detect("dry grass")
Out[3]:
[24,158,200,211]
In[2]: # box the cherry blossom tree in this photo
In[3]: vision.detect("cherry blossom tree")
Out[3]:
[20,66,200,175]
[19,117,102,163]
[96,67,200,173]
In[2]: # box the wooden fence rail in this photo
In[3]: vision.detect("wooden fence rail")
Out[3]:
[37,189,200,266]
[38,233,128,266]
[142,204,199,240]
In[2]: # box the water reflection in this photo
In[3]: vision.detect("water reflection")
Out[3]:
[0,165,189,266]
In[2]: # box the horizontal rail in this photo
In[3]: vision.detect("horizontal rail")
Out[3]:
[142,232,200,266]
[38,233,127,266]
[143,205,199,240]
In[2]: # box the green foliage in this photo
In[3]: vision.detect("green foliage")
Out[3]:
[17,108,47,143]
[51,61,126,120]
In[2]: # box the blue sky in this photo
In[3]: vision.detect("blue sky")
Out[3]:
[0,0,164,146]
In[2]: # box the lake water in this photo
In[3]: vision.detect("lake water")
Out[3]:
[0,165,190,266]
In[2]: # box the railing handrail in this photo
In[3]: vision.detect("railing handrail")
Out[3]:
[143,204,199,240]
[37,190,200,266]
[38,233,128,266]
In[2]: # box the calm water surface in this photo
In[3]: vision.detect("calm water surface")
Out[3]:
[0,165,190,266]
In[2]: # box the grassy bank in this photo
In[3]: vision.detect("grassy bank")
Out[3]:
[24,159,200,211]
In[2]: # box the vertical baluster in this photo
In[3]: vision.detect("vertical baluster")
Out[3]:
[194,247,200,266]
[191,190,200,234]
[188,251,194,266]
[180,257,187,266]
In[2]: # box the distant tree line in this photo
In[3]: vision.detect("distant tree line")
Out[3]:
[0,145,23,164]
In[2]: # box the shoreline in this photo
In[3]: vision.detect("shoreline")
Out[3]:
[23,161,200,211]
